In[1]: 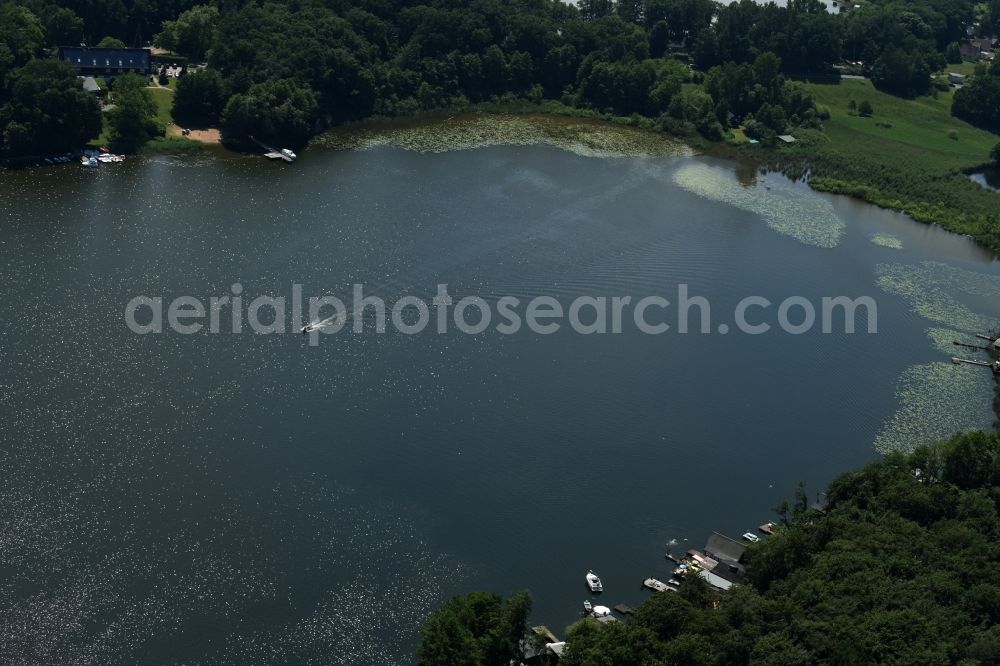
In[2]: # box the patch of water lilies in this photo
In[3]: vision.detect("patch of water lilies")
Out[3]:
[871,233,902,249]
[876,261,1000,333]
[671,162,845,248]
[874,361,995,454]
[316,113,693,159]
[925,327,970,355]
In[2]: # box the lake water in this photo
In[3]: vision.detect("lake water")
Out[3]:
[971,168,1000,193]
[1,115,998,664]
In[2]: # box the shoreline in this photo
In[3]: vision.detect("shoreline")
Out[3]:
[314,101,1000,255]
[5,101,999,264]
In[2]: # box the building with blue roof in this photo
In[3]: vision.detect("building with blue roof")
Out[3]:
[57,46,153,77]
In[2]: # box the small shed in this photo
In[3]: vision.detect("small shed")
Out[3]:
[777,134,796,144]
[81,76,101,93]
[948,72,967,85]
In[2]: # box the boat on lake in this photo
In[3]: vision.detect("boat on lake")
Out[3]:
[80,156,98,168]
[586,570,603,592]
[583,600,592,613]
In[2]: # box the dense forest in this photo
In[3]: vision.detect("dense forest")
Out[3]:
[2,0,999,153]
[420,430,1000,665]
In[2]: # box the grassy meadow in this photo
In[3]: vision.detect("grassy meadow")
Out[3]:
[806,78,995,170]
[747,78,1000,252]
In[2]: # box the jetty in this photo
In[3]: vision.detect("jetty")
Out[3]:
[643,577,673,593]
[954,341,993,352]
[249,135,296,162]
[952,357,1000,376]
[531,626,559,644]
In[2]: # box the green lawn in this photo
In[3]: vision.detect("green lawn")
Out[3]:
[147,86,175,128]
[754,78,1000,250]
[941,60,982,78]
[90,85,176,150]
[806,78,996,172]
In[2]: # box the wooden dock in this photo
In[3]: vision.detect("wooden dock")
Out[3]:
[952,357,1000,375]
[613,604,634,615]
[954,341,992,351]
[643,577,673,593]
[532,626,559,644]
[249,135,296,162]
[263,151,293,162]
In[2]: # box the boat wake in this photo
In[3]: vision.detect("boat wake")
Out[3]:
[301,313,345,334]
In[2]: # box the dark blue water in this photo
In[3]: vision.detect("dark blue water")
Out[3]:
[0,128,998,663]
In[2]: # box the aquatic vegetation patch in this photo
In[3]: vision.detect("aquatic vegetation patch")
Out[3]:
[876,261,1000,333]
[671,162,845,248]
[874,361,995,454]
[871,233,902,249]
[317,114,692,159]
[925,327,974,355]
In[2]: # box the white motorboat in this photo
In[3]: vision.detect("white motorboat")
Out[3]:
[742,532,761,543]
[585,570,603,593]
[81,156,98,168]
[583,600,592,613]
[280,148,297,161]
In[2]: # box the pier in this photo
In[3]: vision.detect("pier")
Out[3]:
[643,577,673,593]
[950,331,999,378]
[952,357,1000,376]
[249,135,296,162]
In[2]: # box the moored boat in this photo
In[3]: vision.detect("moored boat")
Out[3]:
[585,570,603,593]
